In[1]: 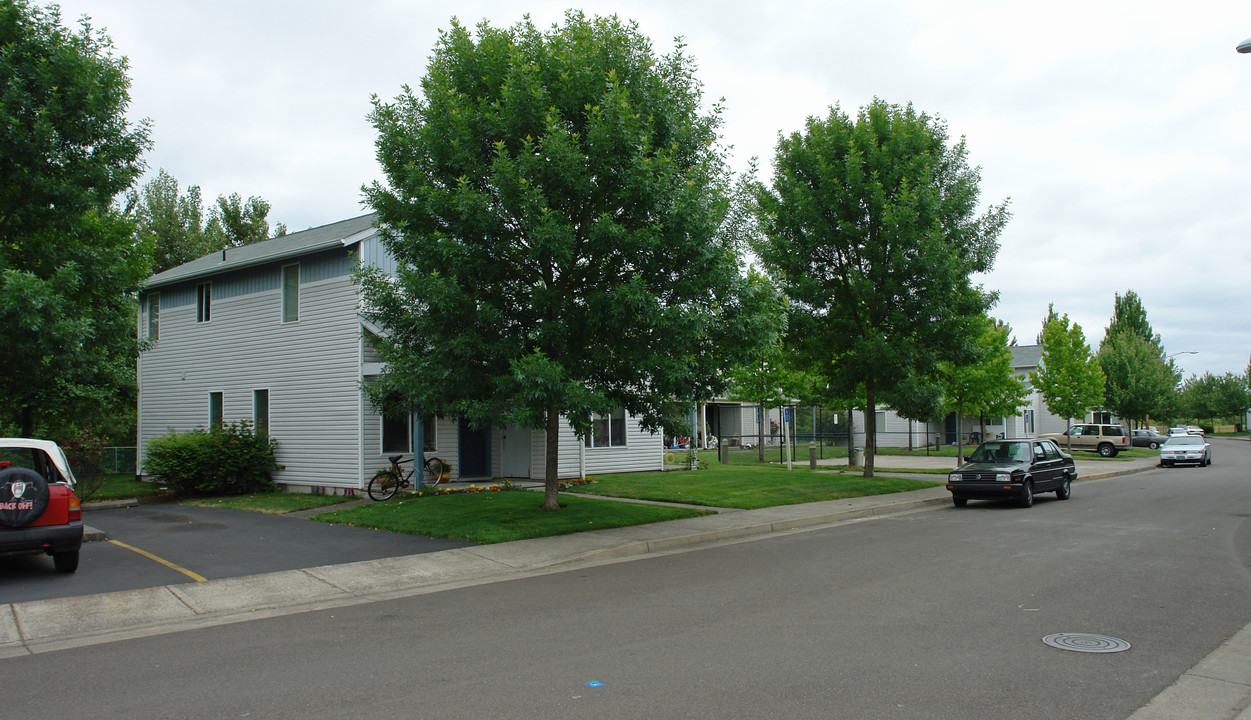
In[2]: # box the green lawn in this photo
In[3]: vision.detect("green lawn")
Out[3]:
[80,473,170,503]
[313,490,712,544]
[567,463,941,510]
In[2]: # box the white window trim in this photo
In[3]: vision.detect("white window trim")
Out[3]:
[585,408,628,449]
[208,390,224,428]
[381,411,412,454]
[147,292,160,339]
[253,388,270,432]
[197,282,212,323]
[281,263,299,323]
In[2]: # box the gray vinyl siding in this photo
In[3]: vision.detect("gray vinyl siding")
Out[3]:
[558,415,662,478]
[138,248,363,488]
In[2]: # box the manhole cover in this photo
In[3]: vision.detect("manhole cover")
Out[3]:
[1042,633,1131,653]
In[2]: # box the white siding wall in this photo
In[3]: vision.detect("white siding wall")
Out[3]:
[138,250,363,489]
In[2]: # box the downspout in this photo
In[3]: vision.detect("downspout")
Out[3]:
[357,333,366,492]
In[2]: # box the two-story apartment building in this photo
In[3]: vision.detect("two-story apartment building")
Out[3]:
[137,213,663,492]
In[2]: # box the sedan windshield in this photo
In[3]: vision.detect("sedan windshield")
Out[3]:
[969,442,1031,463]
[1164,436,1203,447]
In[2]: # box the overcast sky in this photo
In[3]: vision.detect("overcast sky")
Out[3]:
[51,0,1251,378]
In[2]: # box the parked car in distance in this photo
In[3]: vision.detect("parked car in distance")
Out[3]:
[1131,428,1169,449]
[1186,425,1204,436]
[1169,427,1190,436]
[1159,434,1211,467]
[1038,423,1130,457]
[946,439,1077,508]
[0,438,84,573]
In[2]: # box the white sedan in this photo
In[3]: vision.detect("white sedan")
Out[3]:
[1159,435,1211,467]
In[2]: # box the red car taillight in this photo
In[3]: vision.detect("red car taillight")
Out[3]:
[67,493,81,522]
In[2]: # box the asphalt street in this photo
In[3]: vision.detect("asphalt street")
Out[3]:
[1,440,1248,719]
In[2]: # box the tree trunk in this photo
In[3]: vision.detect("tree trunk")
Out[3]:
[956,411,964,465]
[543,406,561,511]
[757,400,765,462]
[864,382,876,478]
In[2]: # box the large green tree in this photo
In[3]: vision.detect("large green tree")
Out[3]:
[1181,372,1249,427]
[1102,289,1162,350]
[0,1,151,437]
[754,99,1009,476]
[939,313,1029,463]
[126,170,286,273]
[360,12,772,509]
[1031,310,1105,449]
[1098,330,1179,427]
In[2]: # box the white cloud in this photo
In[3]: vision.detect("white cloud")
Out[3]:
[49,0,1251,376]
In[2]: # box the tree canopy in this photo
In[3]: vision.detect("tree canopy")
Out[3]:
[1031,310,1105,445]
[939,314,1028,463]
[1181,372,1249,426]
[126,170,286,273]
[361,12,773,509]
[753,99,1009,476]
[1096,290,1178,427]
[0,1,151,437]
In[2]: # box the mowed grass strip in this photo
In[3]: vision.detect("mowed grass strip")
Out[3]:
[82,473,170,502]
[313,490,712,544]
[567,464,941,510]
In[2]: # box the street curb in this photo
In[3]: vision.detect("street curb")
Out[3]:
[0,489,952,657]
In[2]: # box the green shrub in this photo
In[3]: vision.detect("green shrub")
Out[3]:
[144,421,280,497]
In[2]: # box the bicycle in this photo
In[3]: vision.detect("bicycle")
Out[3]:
[367,455,449,501]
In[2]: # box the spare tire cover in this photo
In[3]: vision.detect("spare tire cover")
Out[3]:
[0,467,50,529]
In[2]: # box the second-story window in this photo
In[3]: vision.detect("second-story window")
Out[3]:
[147,292,160,339]
[197,282,212,323]
[282,263,299,323]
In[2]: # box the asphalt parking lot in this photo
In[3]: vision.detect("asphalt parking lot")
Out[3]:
[0,501,474,605]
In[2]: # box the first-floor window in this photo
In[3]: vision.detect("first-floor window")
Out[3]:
[381,400,411,454]
[421,416,436,452]
[253,389,269,432]
[209,391,224,429]
[585,408,627,448]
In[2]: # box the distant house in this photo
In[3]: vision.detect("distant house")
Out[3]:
[136,213,663,492]
[705,344,1116,451]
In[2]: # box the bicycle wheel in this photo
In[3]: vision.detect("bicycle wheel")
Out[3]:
[367,470,401,501]
[423,457,448,486]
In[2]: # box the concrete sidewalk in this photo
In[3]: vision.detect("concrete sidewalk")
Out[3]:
[2,454,1247,718]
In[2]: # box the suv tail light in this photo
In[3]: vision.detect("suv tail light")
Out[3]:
[67,494,81,522]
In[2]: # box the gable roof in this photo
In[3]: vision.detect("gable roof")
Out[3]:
[1011,344,1042,371]
[144,212,379,289]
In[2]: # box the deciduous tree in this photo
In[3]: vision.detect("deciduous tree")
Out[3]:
[126,171,287,273]
[360,12,771,509]
[939,314,1029,463]
[754,99,1009,476]
[0,1,151,437]
[1031,311,1105,450]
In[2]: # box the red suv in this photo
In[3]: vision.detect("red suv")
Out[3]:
[0,439,84,573]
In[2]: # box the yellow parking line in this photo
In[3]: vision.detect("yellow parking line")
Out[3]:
[108,539,207,582]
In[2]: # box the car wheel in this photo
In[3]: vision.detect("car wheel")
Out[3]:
[953,496,968,508]
[1018,481,1034,508]
[0,467,50,529]
[1056,477,1071,500]
[1098,443,1115,458]
[53,549,79,574]
[1149,441,1159,450]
